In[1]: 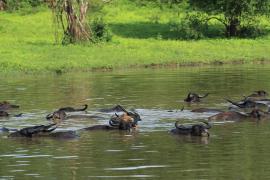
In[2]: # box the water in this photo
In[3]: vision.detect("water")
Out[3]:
[1,65,270,179]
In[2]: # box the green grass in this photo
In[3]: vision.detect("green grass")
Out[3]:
[0,0,270,72]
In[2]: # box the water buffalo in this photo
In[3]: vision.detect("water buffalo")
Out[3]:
[46,110,99,124]
[208,109,262,122]
[0,101,19,111]
[191,108,223,113]
[8,124,78,139]
[225,98,267,109]
[0,111,9,117]
[8,124,57,138]
[0,127,12,132]
[46,110,67,123]
[47,131,78,139]
[58,104,88,112]
[83,111,142,131]
[245,90,268,99]
[99,105,141,123]
[170,120,211,137]
[0,110,23,117]
[184,92,209,103]
[110,111,141,130]
[98,105,127,113]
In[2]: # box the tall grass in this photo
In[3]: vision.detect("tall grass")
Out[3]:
[0,0,270,72]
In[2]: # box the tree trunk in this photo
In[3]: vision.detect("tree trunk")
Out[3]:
[64,0,90,42]
[226,18,240,37]
[0,0,6,11]
[50,0,91,44]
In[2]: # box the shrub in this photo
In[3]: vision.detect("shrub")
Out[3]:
[239,21,267,38]
[169,12,208,40]
[5,0,43,12]
[90,17,112,42]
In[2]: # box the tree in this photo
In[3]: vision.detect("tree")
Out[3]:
[49,0,91,44]
[48,0,111,44]
[0,0,6,10]
[189,0,270,37]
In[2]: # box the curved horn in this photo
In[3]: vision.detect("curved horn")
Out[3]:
[14,113,23,117]
[109,119,119,127]
[199,120,212,129]
[199,93,209,98]
[43,123,58,132]
[116,105,128,113]
[175,121,190,130]
[81,104,88,111]
[74,104,88,111]
[181,106,184,111]
[46,113,53,120]
[225,98,241,108]
[175,121,180,129]
[256,111,261,120]
[184,93,191,102]
[109,114,120,127]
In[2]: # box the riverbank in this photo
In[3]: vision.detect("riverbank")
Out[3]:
[0,2,270,73]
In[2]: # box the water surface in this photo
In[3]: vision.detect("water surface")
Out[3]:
[1,65,270,179]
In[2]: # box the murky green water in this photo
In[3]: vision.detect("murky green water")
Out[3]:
[1,65,270,179]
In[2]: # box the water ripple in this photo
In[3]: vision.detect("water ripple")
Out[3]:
[105,150,125,152]
[7,164,30,167]
[104,165,169,171]
[88,175,156,178]
[53,156,78,159]
[15,155,52,158]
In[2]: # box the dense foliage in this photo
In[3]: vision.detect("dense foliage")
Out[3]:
[0,1,270,72]
[1,0,270,41]
[4,0,43,11]
[50,0,112,44]
[189,0,270,37]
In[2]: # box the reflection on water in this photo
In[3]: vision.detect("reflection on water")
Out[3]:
[1,65,270,179]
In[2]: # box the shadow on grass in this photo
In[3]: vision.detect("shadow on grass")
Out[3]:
[26,41,54,46]
[110,22,176,39]
[110,22,270,40]
[109,22,224,40]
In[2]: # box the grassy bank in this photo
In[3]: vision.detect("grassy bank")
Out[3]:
[0,1,270,72]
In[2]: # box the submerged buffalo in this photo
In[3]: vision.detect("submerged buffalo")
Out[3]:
[46,109,99,123]
[58,104,88,112]
[184,92,209,103]
[0,101,19,111]
[208,109,264,122]
[7,124,77,138]
[0,127,12,132]
[226,98,267,109]
[98,105,127,113]
[45,104,89,122]
[170,120,211,137]
[83,108,142,131]
[244,90,268,100]
[0,110,22,117]
[8,124,57,138]
[0,111,9,117]
[46,110,67,122]
[191,108,223,113]
[98,104,141,124]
